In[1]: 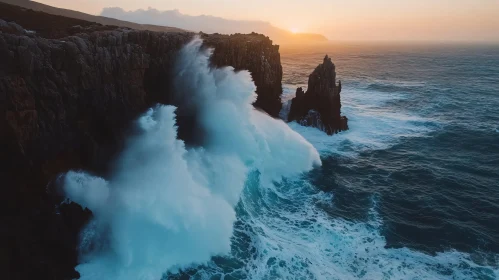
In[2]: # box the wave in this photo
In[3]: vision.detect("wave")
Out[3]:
[366,80,426,93]
[61,37,320,280]
[237,181,499,280]
[287,87,436,156]
[58,38,499,280]
[279,81,434,156]
[172,176,499,279]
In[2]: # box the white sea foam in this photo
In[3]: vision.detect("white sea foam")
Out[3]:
[266,82,497,279]
[224,179,499,280]
[287,87,435,156]
[62,37,320,280]
[59,36,498,280]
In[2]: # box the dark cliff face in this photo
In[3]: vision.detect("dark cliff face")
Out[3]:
[0,21,193,280]
[203,33,283,117]
[288,55,348,135]
[0,4,284,279]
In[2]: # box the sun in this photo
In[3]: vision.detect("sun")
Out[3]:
[290,27,300,34]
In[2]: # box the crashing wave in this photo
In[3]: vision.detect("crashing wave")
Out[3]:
[61,36,320,280]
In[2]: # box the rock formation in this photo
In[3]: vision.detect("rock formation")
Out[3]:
[0,21,193,280]
[203,32,283,117]
[0,2,284,279]
[287,55,348,135]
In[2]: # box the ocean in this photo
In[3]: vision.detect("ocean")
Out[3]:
[278,43,499,279]
[186,43,499,279]
[281,42,499,255]
[64,41,499,280]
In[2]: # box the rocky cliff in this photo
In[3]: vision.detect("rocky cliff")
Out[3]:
[288,55,348,135]
[0,3,284,279]
[0,21,193,280]
[203,33,283,117]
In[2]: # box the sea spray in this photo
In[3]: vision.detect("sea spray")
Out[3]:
[63,106,238,279]
[62,36,320,280]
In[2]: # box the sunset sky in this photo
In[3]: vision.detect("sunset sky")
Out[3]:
[37,0,499,42]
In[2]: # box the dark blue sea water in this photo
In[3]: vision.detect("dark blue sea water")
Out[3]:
[166,43,499,279]
[282,43,499,250]
[280,43,499,278]
[68,41,498,279]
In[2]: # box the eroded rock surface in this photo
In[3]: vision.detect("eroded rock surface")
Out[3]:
[0,3,283,279]
[288,55,348,135]
[203,32,283,117]
[0,24,193,280]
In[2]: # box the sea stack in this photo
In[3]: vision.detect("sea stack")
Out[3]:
[287,55,348,135]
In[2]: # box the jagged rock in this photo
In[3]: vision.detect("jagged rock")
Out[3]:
[0,3,284,279]
[288,55,348,135]
[296,87,305,98]
[202,33,283,117]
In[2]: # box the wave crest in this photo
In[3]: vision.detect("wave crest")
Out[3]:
[61,36,320,280]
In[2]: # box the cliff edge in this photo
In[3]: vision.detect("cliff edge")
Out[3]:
[0,3,283,279]
[0,19,193,280]
[203,32,283,117]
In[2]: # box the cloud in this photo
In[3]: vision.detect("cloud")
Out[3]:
[100,7,328,43]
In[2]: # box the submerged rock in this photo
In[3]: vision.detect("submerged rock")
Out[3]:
[288,55,348,135]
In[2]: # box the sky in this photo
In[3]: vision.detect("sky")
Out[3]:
[37,0,499,42]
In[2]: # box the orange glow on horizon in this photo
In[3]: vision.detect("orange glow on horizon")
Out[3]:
[34,0,499,42]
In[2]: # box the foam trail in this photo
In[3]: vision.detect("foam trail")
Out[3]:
[286,87,436,156]
[237,183,499,280]
[62,36,320,280]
